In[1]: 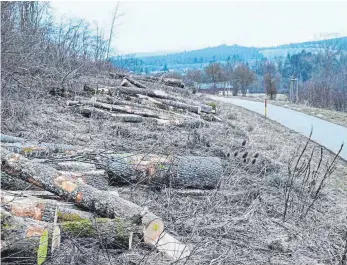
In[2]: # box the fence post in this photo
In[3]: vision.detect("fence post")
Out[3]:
[264,99,267,118]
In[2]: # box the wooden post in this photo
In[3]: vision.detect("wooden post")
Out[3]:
[264,99,268,118]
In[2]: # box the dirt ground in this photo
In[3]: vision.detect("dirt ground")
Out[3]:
[1,75,347,265]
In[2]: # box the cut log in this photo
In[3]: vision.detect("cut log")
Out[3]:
[0,134,26,143]
[68,99,162,119]
[56,170,109,190]
[117,86,172,100]
[120,78,134,87]
[80,107,145,123]
[83,84,111,95]
[109,72,128,79]
[161,78,185,88]
[1,142,76,158]
[1,208,190,262]
[200,104,213,113]
[157,99,201,114]
[0,148,165,250]
[0,208,142,261]
[106,154,223,189]
[55,161,96,172]
[200,113,222,122]
[1,192,92,222]
[1,172,42,191]
[122,78,149,89]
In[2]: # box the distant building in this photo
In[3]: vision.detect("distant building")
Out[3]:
[194,81,233,95]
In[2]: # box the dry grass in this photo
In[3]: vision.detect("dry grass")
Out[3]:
[1,75,347,265]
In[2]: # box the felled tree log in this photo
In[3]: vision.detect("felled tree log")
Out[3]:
[200,104,213,113]
[0,134,26,143]
[1,148,165,249]
[161,78,185,88]
[80,107,145,123]
[117,86,172,100]
[122,78,149,89]
[1,142,76,158]
[157,98,201,114]
[56,170,109,190]
[1,172,42,191]
[106,154,223,189]
[120,78,134,87]
[1,192,93,222]
[68,100,162,119]
[1,208,142,262]
[83,84,111,95]
[54,161,96,172]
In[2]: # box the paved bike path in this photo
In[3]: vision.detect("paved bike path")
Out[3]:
[210,96,347,161]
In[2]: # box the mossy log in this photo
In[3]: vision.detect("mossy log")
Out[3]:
[106,154,223,189]
[1,147,165,249]
[1,208,142,263]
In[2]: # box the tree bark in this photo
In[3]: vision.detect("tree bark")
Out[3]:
[106,154,222,189]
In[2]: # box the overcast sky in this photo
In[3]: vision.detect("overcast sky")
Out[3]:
[51,1,347,55]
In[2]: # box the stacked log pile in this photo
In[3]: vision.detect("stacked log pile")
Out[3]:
[67,73,218,125]
[1,131,224,263]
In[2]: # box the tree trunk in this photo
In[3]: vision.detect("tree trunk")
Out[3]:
[157,99,201,114]
[106,154,222,189]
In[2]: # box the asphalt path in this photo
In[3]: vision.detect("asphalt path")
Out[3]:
[210,96,347,161]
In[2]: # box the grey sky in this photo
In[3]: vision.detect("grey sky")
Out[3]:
[51,1,347,55]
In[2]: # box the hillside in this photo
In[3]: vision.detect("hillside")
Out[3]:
[2,72,347,265]
[2,2,347,265]
[112,36,347,73]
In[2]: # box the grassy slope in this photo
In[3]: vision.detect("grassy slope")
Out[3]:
[1,75,347,264]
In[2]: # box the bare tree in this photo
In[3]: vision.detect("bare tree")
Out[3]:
[232,64,256,96]
[185,69,204,92]
[204,63,224,88]
[263,61,280,100]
